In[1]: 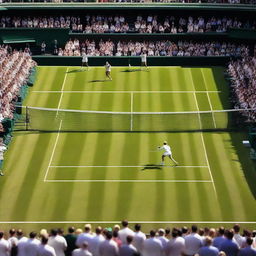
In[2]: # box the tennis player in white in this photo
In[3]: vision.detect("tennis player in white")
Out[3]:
[158,141,178,166]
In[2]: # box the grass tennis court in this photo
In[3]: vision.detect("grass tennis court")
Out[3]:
[0,66,256,232]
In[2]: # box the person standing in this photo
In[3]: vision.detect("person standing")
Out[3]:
[81,51,89,71]
[0,139,7,176]
[105,62,112,81]
[25,232,40,256]
[72,242,92,256]
[48,229,67,256]
[143,230,164,256]
[118,220,135,245]
[64,227,77,256]
[197,237,219,256]
[0,231,10,256]
[141,52,148,70]
[37,236,56,256]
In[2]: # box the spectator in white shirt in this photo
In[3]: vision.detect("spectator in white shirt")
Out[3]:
[8,229,18,256]
[143,230,164,256]
[48,229,67,256]
[72,241,92,256]
[90,227,105,256]
[76,224,95,250]
[99,231,119,256]
[17,229,28,256]
[37,236,56,256]
[0,231,10,256]
[233,224,246,248]
[165,228,185,256]
[132,224,146,254]
[157,228,169,248]
[118,220,135,245]
[184,225,203,256]
[119,235,138,256]
[25,232,40,256]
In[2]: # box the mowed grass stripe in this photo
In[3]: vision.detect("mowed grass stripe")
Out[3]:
[205,133,243,220]
[9,133,54,220]
[0,134,30,218]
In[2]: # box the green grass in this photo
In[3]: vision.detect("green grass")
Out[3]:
[0,66,256,233]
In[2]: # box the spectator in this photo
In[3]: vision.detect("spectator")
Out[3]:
[184,225,203,256]
[219,229,239,256]
[72,241,92,256]
[238,237,256,256]
[99,231,119,256]
[48,229,67,256]
[118,220,135,245]
[157,228,169,248]
[64,227,77,256]
[132,224,146,254]
[25,232,40,256]
[143,230,164,256]
[76,224,94,249]
[0,231,10,256]
[17,229,28,256]
[38,236,56,256]
[8,229,18,256]
[233,224,246,248]
[197,236,219,256]
[165,228,185,256]
[119,235,138,256]
[90,227,105,256]
[213,227,226,250]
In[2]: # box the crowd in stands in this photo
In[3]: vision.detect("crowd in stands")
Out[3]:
[60,39,249,57]
[228,56,256,121]
[0,15,255,33]
[0,45,36,122]
[0,221,256,256]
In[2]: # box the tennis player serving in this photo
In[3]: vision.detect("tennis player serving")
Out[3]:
[158,141,178,166]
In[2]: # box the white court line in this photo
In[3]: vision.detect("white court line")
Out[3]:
[43,120,63,182]
[33,90,221,94]
[49,165,208,168]
[45,179,212,183]
[200,133,217,197]
[0,221,255,224]
[130,92,133,131]
[190,70,217,198]
[56,67,69,115]
[207,92,217,129]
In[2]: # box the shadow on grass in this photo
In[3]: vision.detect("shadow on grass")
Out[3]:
[65,69,84,74]
[121,69,142,73]
[89,79,111,83]
[141,164,162,171]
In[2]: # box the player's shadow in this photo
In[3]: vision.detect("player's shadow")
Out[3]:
[65,69,84,74]
[89,79,110,83]
[141,164,162,171]
[121,69,142,73]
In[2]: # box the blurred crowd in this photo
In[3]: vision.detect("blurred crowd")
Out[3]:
[0,221,256,256]
[0,15,255,33]
[60,39,249,57]
[0,45,36,123]
[228,55,256,121]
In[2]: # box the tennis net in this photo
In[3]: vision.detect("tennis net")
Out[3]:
[16,106,254,132]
